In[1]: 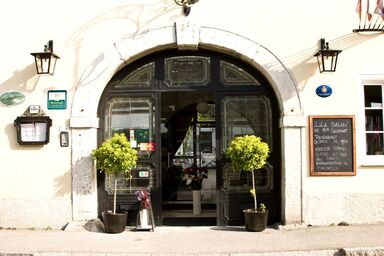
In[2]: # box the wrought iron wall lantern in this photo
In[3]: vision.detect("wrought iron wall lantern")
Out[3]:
[14,105,52,145]
[174,0,199,16]
[314,38,342,73]
[31,40,60,75]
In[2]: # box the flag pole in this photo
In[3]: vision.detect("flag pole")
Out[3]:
[357,0,362,30]
[366,0,373,29]
[375,0,384,30]
[379,21,384,29]
[372,15,380,29]
[364,12,367,30]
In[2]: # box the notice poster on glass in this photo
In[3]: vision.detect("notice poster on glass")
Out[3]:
[20,122,47,142]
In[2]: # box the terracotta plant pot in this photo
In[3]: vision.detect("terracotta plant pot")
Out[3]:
[102,211,128,234]
[243,209,268,232]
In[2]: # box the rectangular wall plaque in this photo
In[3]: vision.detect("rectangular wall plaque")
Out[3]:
[48,90,67,110]
[309,115,356,176]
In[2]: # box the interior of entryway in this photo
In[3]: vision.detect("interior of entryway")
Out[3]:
[161,91,217,225]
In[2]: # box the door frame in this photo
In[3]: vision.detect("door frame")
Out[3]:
[97,52,282,225]
[70,22,304,224]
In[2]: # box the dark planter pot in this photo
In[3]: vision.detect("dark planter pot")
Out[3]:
[243,209,268,232]
[102,211,128,234]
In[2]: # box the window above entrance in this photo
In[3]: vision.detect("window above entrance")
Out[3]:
[111,62,155,89]
[164,56,210,87]
[104,51,268,91]
[220,61,260,86]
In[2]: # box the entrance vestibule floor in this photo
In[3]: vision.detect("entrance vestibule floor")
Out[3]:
[161,209,216,226]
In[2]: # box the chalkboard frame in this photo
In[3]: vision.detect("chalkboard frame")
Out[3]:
[309,115,356,176]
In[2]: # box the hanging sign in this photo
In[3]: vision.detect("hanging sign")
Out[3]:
[47,90,67,110]
[316,85,332,98]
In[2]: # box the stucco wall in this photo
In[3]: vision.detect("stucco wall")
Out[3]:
[0,0,384,228]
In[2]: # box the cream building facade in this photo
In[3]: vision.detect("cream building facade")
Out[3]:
[1,0,384,229]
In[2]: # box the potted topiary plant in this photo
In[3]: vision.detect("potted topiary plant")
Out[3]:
[225,135,270,232]
[92,133,138,233]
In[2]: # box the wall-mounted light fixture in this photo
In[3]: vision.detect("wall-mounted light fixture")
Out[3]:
[14,105,52,145]
[314,38,342,73]
[31,40,60,75]
[174,0,199,16]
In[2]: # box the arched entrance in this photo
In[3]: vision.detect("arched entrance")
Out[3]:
[97,51,281,225]
[70,20,304,225]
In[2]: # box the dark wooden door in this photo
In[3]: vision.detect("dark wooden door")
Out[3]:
[216,92,281,225]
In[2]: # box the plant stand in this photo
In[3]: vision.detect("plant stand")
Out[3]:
[136,198,155,232]
[139,209,150,228]
[192,190,202,215]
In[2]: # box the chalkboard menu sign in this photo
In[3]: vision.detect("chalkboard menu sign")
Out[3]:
[309,115,356,176]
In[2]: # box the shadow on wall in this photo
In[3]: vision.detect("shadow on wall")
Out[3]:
[275,32,382,94]
[54,170,72,197]
[66,0,181,90]
[0,64,39,96]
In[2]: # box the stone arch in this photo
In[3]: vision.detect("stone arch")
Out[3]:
[70,20,305,224]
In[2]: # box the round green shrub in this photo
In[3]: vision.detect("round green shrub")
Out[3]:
[226,135,270,210]
[226,135,269,172]
[92,133,138,175]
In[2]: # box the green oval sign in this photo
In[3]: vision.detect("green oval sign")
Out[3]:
[0,91,26,106]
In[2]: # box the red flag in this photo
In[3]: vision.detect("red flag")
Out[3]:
[375,0,384,19]
[367,0,373,21]
[356,0,362,20]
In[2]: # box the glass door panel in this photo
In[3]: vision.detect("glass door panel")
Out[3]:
[103,96,157,194]
[217,94,275,225]
[220,95,273,192]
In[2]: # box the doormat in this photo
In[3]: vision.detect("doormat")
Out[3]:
[162,217,216,226]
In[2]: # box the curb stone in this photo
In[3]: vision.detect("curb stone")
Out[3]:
[0,254,34,256]
[342,247,384,256]
[0,249,382,256]
[0,250,364,256]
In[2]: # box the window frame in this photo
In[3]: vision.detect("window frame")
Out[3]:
[359,76,384,166]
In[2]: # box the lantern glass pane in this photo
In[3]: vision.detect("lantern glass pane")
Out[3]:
[48,57,57,75]
[324,55,332,71]
[42,58,51,74]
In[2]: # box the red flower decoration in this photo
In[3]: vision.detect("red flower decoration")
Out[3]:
[135,189,151,209]
[182,166,208,190]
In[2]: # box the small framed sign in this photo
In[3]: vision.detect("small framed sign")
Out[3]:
[29,105,40,114]
[48,90,67,110]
